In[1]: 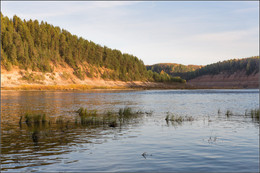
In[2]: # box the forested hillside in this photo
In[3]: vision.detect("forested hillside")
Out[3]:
[0,13,185,83]
[185,56,259,80]
[146,63,202,79]
[147,57,259,81]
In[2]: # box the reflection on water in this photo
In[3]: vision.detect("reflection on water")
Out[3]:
[1,122,142,171]
[1,89,259,172]
[2,106,145,171]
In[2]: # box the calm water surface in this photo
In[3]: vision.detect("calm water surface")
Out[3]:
[1,89,259,172]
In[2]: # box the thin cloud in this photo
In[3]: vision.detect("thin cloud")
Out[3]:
[233,7,259,14]
[1,1,139,19]
[192,27,259,42]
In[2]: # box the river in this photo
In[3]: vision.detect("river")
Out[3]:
[1,89,259,172]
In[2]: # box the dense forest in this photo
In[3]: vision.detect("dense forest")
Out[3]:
[146,63,202,79]
[184,56,259,80]
[147,57,259,80]
[0,13,185,83]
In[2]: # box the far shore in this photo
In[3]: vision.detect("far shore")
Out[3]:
[1,83,251,91]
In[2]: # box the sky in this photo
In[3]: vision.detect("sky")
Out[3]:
[1,1,259,65]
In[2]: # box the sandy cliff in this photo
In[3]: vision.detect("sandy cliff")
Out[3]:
[188,71,259,88]
[0,66,186,90]
[2,66,258,90]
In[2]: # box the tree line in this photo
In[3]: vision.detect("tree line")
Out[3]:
[1,13,185,83]
[146,63,202,79]
[184,56,259,80]
[146,57,259,80]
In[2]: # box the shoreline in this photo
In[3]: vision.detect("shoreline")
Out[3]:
[1,84,252,91]
[2,66,258,91]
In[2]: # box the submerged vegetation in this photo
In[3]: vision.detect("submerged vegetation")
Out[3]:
[76,107,104,125]
[217,108,259,121]
[225,110,233,117]
[75,107,145,127]
[165,112,194,123]
[19,108,260,129]
[245,109,259,120]
[19,107,150,129]
[23,112,47,126]
[11,107,260,159]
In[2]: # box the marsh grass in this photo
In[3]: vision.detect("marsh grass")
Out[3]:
[77,107,98,117]
[75,107,144,127]
[145,111,154,116]
[225,110,232,117]
[56,116,64,124]
[218,109,221,114]
[165,112,194,122]
[76,107,104,125]
[245,109,248,116]
[118,107,144,124]
[119,107,132,117]
[218,108,259,122]
[19,116,23,126]
[20,107,148,129]
[248,109,259,120]
[24,113,47,126]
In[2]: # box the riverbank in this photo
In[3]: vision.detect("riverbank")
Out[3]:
[1,66,187,90]
[1,83,190,91]
[1,67,258,91]
[1,83,247,91]
[188,71,259,89]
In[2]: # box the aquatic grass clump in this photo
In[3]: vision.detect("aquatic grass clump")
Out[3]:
[249,109,259,120]
[165,114,183,122]
[79,115,103,125]
[19,116,23,126]
[56,116,64,124]
[103,111,118,126]
[42,114,46,124]
[118,107,145,117]
[136,110,144,114]
[245,109,248,116]
[23,113,47,126]
[225,110,233,117]
[119,107,132,117]
[145,111,153,115]
[165,112,194,122]
[76,107,103,125]
[185,116,195,121]
[77,107,97,117]
[76,107,145,127]
[119,107,133,122]
[118,107,144,123]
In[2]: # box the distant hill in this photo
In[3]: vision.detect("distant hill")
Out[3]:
[147,56,259,81]
[184,56,259,80]
[146,63,202,79]
[186,56,259,88]
[0,13,185,84]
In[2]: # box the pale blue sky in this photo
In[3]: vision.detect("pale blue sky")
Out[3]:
[1,1,259,65]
